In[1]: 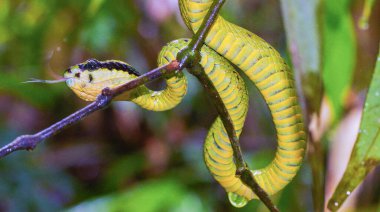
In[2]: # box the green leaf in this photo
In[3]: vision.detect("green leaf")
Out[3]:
[86,0,106,17]
[322,0,356,121]
[359,0,377,30]
[327,45,380,211]
[280,0,321,76]
[0,73,64,108]
[66,179,190,212]
[280,0,323,113]
[280,2,325,210]
[102,153,146,191]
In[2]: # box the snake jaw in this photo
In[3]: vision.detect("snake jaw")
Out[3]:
[65,78,75,88]
[63,66,97,101]
[64,66,82,87]
[63,61,146,102]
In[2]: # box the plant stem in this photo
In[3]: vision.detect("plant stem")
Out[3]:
[185,0,278,211]
[309,136,325,212]
[0,1,278,211]
[177,0,226,68]
[189,66,279,212]
[0,0,223,159]
[0,62,179,158]
[0,0,224,159]
[188,0,225,52]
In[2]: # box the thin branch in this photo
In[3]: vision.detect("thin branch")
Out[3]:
[0,1,278,211]
[188,0,225,53]
[0,0,221,159]
[184,0,278,211]
[189,67,279,212]
[0,61,180,158]
[0,0,220,159]
[177,0,225,68]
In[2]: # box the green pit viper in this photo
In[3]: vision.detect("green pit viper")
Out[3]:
[64,0,306,207]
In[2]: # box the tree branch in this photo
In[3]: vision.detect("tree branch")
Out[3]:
[189,66,279,212]
[188,0,225,53]
[0,0,226,159]
[0,61,180,158]
[0,1,278,211]
[184,0,278,211]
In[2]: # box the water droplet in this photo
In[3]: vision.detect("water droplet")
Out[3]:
[150,91,159,97]
[346,191,351,195]
[251,170,262,176]
[359,20,369,30]
[228,192,248,208]
[334,202,339,207]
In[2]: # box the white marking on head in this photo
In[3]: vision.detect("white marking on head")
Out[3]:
[66,78,75,87]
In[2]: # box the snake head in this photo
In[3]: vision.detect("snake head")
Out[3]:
[64,61,97,101]
[64,59,140,101]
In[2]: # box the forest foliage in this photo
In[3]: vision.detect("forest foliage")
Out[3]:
[0,0,379,211]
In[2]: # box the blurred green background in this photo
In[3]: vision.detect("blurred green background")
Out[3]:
[0,0,379,211]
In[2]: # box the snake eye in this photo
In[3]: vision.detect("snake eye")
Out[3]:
[75,73,81,78]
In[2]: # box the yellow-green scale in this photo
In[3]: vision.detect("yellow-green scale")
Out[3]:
[179,0,306,202]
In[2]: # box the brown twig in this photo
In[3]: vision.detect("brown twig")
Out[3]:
[0,61,179,158]
[0,1,279,211]
[189,64,279,212]
[183,0,279,211]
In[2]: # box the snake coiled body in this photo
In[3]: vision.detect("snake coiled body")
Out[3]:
[65,0,306,205]
[64,52,186,111]
[179,0,306,200]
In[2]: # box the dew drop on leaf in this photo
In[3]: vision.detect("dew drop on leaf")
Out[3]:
[228,192,248,208]
[359,19,369,30]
